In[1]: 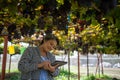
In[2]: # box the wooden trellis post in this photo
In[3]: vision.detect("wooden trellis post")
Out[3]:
[68,49,70,80]
[1,36,8,80]
[78,51,80,80]
[1,26,8,80]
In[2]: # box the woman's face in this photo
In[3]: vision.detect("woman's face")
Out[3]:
[43,40,57,52]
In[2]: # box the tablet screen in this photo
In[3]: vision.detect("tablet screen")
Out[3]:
[51,61,67,67]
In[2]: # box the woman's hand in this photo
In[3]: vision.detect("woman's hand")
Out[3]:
[48,64,59,72]
[38,61,50,69]
[42,61,51,70]
[38,61,59,72]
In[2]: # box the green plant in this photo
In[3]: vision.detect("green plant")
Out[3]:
[55,69,78,80]
[5,72,20,80]
[82,74,96,80]
[4,70,119,80]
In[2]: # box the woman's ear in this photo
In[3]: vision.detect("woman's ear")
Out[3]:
[40,39,45,45]
[43,40,46,43]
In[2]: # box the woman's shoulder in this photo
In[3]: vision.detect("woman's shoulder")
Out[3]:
[47,52,55,59]
[23,46,40,57]
[26,46,38,50]
[48,52,54,56]
[24,46,39,53]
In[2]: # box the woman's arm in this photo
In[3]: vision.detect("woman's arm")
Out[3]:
[50,68,60,77]
[48,52,60,77]
[18,47,38,73]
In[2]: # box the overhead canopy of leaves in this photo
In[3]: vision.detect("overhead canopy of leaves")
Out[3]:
[0,0,120,55]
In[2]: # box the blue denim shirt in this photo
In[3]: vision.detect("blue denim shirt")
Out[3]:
[39,56,49,80]
[18,47,60,80]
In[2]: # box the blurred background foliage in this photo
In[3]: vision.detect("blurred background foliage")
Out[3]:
[0,0,120,55]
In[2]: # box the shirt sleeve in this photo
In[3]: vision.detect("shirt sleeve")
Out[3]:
[50,68,60,77]
[18,47,38,73]
[48,52,60,77]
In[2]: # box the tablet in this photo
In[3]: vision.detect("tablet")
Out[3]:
[51,60,67,67]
